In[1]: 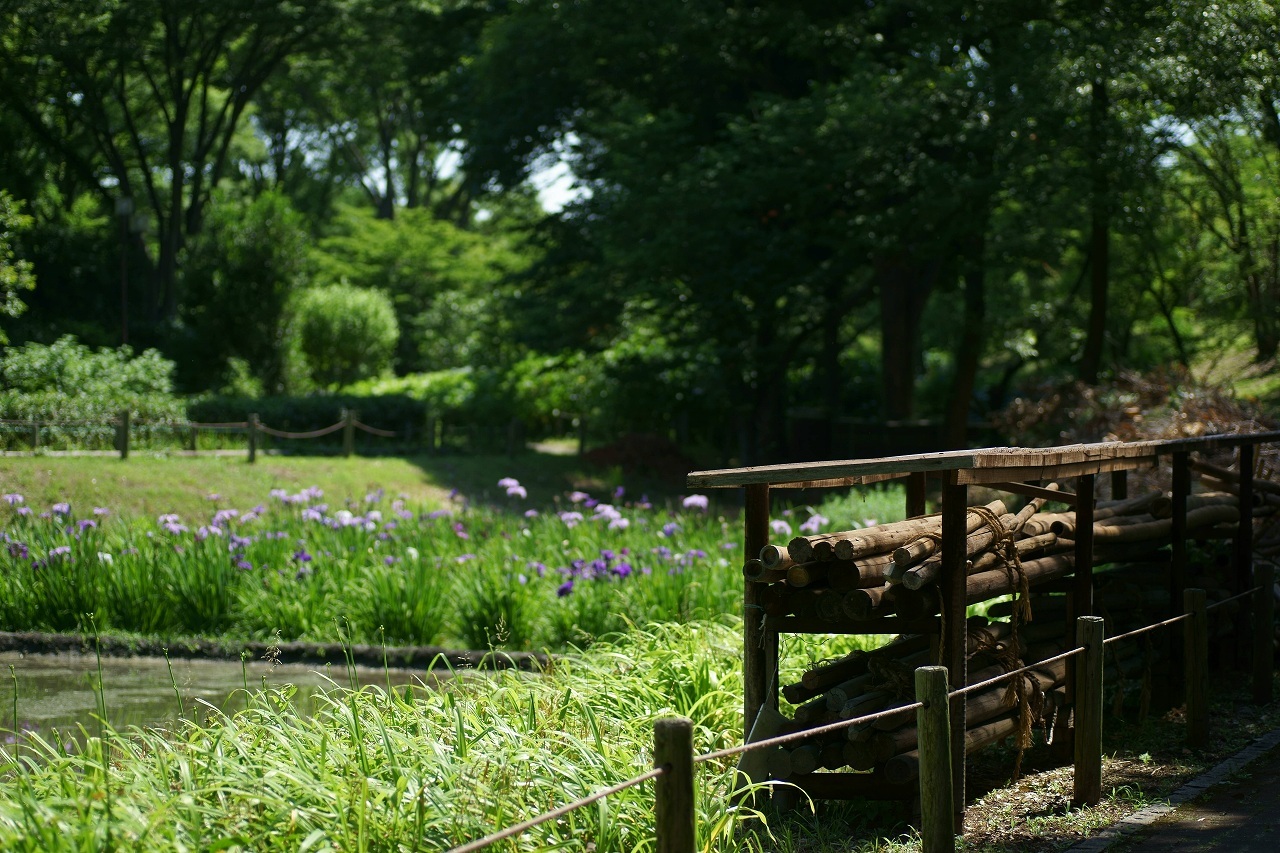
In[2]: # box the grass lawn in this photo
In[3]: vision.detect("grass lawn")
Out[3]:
[0,449,665,522]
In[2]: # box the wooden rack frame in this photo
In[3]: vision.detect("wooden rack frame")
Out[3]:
[687,432,1280,830]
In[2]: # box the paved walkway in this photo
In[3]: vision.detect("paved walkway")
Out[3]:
[1068,729,1280,852]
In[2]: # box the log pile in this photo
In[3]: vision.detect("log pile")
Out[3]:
[749,489,1247,628]
[750,479,1263,782]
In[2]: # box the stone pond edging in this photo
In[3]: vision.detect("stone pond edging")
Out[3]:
[0,630,553,672]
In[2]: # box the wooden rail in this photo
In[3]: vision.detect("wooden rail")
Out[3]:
[689,432,1280,837]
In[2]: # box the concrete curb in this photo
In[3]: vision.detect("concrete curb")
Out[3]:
[1066,727,1280,852]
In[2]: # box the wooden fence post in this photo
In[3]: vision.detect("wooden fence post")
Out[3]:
[1185,588,1209,747]
[654,717,695,853]
[343,409,355,458]
[31,420,39,451]
[916,665,953,853]
[118,410,130,460]
[1170,452,1190,703]
[247,413,259,464]
[188,424,198,452]
[1255,563,1275,705]
[1073,616,1105,807]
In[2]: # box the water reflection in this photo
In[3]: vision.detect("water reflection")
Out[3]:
[0,651,432,749]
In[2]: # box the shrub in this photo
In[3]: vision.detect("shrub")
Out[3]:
[187,394,426,436]
[291,283,399,388]
[0,335,183,422]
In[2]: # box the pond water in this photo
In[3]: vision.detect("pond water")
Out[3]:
[0,652,435,751]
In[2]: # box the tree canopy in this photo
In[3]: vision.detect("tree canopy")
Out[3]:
[1,1,1278,462]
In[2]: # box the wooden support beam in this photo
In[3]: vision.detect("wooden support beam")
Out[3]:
[987,481,1077,506]
[743,484,774,745]
[1073,474,1096,618]
[907,472,928,518]
[1111,469,1128,501]
[1171,452,1190,701]
[940,481,968,833]
[1236,444,1256,670]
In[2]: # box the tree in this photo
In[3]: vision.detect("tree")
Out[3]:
[1161,0,1280,361]
[0,190,35,343]
[249,0,491,224]
[310,204,533,375]
[179,191,312,393]
[0,0,341,328]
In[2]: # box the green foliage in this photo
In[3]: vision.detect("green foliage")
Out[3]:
[291,283,400,388]
[0,335,183,422]
[0,191,35,344]
[346,369,497,419]
[187,393,425,436]
[180,191,313,393]
[310,205,530,375]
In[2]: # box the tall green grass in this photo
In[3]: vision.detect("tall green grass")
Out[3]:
[0,620,913,852]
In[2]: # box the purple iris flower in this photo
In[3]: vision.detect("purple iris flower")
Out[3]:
[51,503,70,516]
[557,579,574,597]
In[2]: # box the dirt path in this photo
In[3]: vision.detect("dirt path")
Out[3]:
[1067,729,1280,852]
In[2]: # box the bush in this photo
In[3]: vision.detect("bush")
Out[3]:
[291,283,399,388]
[187,393,426,436]
[0,335,183,422]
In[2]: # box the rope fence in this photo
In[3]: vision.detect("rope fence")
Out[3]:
[0,409,403,460]
[444,568,1278,853]
[256,422,347,440]
[948,646,1086,699]
[446,766,668,853]
[1103,613,1191,646]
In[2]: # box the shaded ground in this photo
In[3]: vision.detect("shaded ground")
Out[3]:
[1111,740,1280,852]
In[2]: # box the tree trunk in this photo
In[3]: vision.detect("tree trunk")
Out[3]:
[944,224,988,449]
[877,257,938,421]
[1080,77,1110,384]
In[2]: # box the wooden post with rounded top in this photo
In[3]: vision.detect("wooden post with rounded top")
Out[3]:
[916,665,954,853]
[1185,588,1209,747]
[1255,563,1275,705]
[247,413,259,464]
[1073,616,1105,807]
[654,717,695,853]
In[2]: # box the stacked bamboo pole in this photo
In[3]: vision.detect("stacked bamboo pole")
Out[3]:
[750,478,1260,782]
